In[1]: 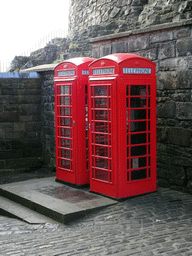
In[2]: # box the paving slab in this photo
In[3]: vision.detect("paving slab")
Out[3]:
[0,177,117,224]
[0,196,58,224]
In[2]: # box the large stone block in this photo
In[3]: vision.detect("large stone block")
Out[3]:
[150,31,173,43]
[186,167,192,180]
[0,112,19,122]
[157,126,169,142]
[112,40,128,53]
[157,71,177,90]
[25,122,42,132]
[157,153,171,165]
[170,155,192,167]
[157,163,168,178]
[168,165,186,186]
[14,122,26,132]
[187,180,192,194]
[0,149,22,159]
[5,132,21,139]
[128,35,149,52]
[0,160,4,169]
[19,115,33,122]
[0,128,5,139]
[5,157,42,169]
[18,95,41,104]
[17,89,41,95]
[1,88,18,95]
[92,46,100,58]
[157,177,169,187]
[110,7,120,18]
[176,102,192,120]
[24,104,41,115]
[100,43,112,57]
[176,38,192,56]
[138,48,158,61]
[174,28,189,39]
[168,127,192,147]
[0,139,12,151]
[176,70,190,89]
[22,147,42,158]
[159,58,178,71]
[158,42,175,60]
[157,101,176,118]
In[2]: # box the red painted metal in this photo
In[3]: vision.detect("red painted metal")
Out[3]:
[88,53,157,199]
[54,57,96,186]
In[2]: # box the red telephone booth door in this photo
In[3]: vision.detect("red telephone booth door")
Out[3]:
[117,79,156,198]
[89,78,118,197]
[55,79,77,184]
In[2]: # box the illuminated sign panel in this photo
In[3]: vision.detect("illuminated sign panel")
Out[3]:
[82,70,89,75]
[123,68,151,74]
[58,70,75,76]
[93,68,115,75]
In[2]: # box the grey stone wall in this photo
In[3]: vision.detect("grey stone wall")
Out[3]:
[40,71,56,170]
[91,21,192,194]
[0,73,43,174]
[69,0,192,39]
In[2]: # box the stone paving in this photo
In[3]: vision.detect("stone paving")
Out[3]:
[0,186,192,255]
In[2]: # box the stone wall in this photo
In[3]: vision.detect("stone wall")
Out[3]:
[40,70,56,170]
[91,20,192,194]
[0,73,43,174]
[69,0,192,39]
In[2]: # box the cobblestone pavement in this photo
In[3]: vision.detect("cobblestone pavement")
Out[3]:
[0,187,192,256]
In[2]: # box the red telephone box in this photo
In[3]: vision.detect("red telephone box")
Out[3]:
[88,53,156,199]
[54,57,95,186]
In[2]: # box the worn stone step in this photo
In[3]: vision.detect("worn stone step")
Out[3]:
[0,177,117,224]
[0,196,57,224]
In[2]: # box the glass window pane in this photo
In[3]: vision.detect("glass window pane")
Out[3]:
[95,157,108,169]
[131,157,147,169]
[131,145,147,157]
[95,169,108,181]
[61,139,70,148]
[61,149,70,159]
[95,134,108,145]
[95,122,108,133]
[60,107,70,116]
[60,97,69,105]
[95,110,108,121]
[60,86,69,95]
[126,110,129,121]
[94,86,107,97]
[95,146,108,157]
[131,109,146,120]
[131,121,146,132]
[61,118,70,127]
[131,133,147,145]
[60,128,70,137]
[126,98,129,108]
[61,159,70,169]
[95,98,108,108]
[131,169,147,181]
[131,85,146,96]
[131,98,146,108]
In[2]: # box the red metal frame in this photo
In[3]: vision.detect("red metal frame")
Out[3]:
[88,53,156,199]
[54,57,95,186]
